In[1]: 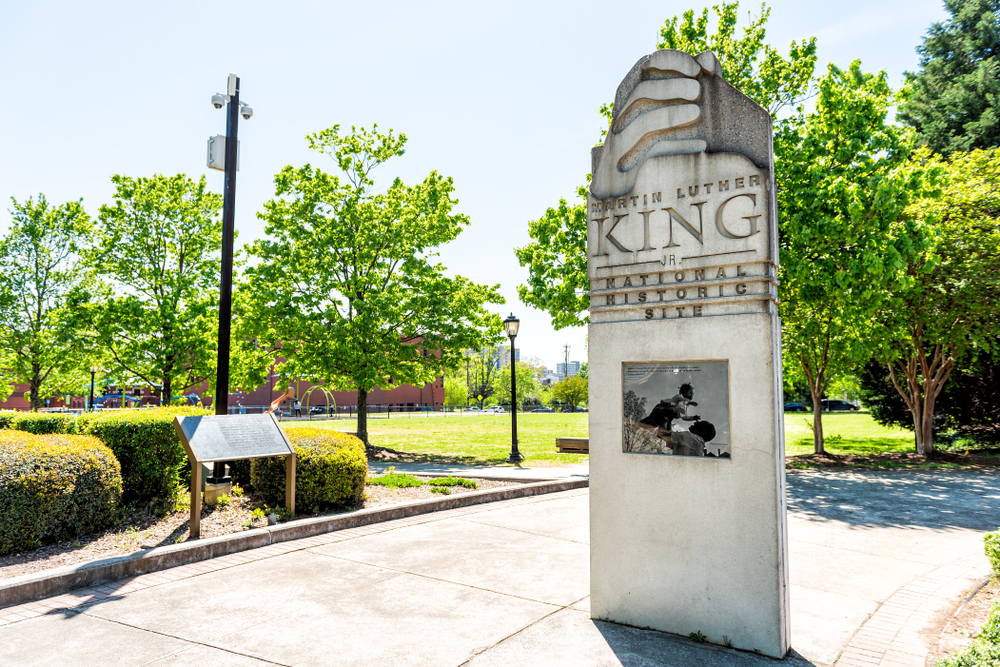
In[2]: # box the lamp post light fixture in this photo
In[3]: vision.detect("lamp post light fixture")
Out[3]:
[207,72,253,485]
[88,366,100,413]
[503,313,524,463]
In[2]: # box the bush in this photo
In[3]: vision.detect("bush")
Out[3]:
[0,430,123,554]
[82,407,209,503]
[251,428,367,514]
[0,411,19,430]
[937,600,1000,666]
[8,412,80,435]
[986,529,1000,579]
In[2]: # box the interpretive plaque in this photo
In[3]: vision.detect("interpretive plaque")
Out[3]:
[588,49,789,657]
[174,413,295,538]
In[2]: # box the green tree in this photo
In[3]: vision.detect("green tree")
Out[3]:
[0,195,92,408]
[241,125,503,444]
[656,2,817,117]
[461,347,503,409]
[871,149,1000,456]
[898,0,1000,155]
[552,375,588,411]
[84,174,223,404]
[443,370,468,408]
[492,361,541,410]
[515,2,817,330]
[777,62,930,454]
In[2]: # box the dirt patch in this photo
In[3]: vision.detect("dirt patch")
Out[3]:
[786,450,1000,470]
[926,578,997,665]
[0,477,519,582]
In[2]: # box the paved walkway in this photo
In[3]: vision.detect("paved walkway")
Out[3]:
[367,461,590,482]
[1,468,997,666]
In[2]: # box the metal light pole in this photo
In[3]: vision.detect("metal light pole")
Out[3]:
[504,314,523,463]
[207,73,253,484]
[88,366,99,413]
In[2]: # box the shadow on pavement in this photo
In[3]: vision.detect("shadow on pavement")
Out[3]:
[595,620,819,666]
[786,469,1000,530]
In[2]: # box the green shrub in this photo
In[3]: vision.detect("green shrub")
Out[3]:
[428,476,477,489]
[0,430,123,554]
[985,529,1000,578]
[0,411,20,430]
[937,600,1000,666]
[368,471,424,489]
[83,407,209,503]
[251,427,367,514]
[8,412,79,435]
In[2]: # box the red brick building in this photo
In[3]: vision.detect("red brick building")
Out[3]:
[0,370,444,413]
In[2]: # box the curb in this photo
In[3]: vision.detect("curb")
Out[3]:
[0,477,588,610]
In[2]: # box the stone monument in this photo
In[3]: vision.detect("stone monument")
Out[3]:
[588,49,789,657]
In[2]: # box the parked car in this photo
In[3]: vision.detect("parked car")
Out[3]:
[531,407,554,413]
[821,399,860,412]
[485,406,505,414]
[784,402,809,412]
[465,406,481,411]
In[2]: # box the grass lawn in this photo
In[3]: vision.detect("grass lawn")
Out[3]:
[783,412,915,457]
[294,413,590,466]
[288,411,922,465]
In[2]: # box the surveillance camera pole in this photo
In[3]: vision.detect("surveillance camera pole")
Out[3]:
[209,74,240,485]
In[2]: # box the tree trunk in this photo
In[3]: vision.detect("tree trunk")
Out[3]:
[887,340,954,458]
[30,362,42,411]
[357,388,368,445]
[810,388,825,455]
[163,376,172,407]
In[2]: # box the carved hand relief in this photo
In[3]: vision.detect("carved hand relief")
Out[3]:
[588,49,778,324]
[592,50,720,200]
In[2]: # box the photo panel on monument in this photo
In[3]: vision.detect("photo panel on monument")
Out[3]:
[622,360,730,458]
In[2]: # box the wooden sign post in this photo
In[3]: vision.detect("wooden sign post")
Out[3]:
[174,412,295,539]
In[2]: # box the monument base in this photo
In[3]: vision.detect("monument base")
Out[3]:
[204,481,232,505]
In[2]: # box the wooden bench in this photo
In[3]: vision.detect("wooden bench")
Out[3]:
[556,437,589,454]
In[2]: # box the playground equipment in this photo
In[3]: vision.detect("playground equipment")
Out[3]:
[303,386,336,417]
[170,394,201,406]
[266,387,296,414]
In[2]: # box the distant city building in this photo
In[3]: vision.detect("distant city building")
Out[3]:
[557,361,581,381]
[497,345,520,369]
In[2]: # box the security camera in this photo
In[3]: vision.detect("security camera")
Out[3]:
[241,105,253,120]
[211,93,226,109]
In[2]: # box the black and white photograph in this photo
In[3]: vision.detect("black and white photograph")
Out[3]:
[622,361,731,458]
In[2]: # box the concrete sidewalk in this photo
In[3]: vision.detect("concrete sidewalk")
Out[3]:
[367,461,590,482]
[1,468,997,666]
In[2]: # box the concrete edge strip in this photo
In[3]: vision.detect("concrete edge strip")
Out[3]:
[0,477,588,610]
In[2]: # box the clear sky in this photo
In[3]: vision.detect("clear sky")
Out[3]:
[0,0,947,371]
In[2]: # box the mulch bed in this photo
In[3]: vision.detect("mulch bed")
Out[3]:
[926,578,998,664]
[787,450,1000,470]
[0,472,518,582]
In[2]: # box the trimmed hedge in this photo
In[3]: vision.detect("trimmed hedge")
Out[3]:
[251,428,367,514]
[8,412,79,434]
[82,407,210,503]
[986,529,1000,579]
[0,430,123,555]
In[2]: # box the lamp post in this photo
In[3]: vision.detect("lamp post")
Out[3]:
[207,73,252,485]
[503,314,523,463]
[88,366,100,413]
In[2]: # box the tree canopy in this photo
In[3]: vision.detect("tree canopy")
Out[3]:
[777,61,930,454]
[869,148,1000,455]
[898,0,1000,155]
[84,174,223,404]
[240,125,503,443]
[0,195,92,408]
